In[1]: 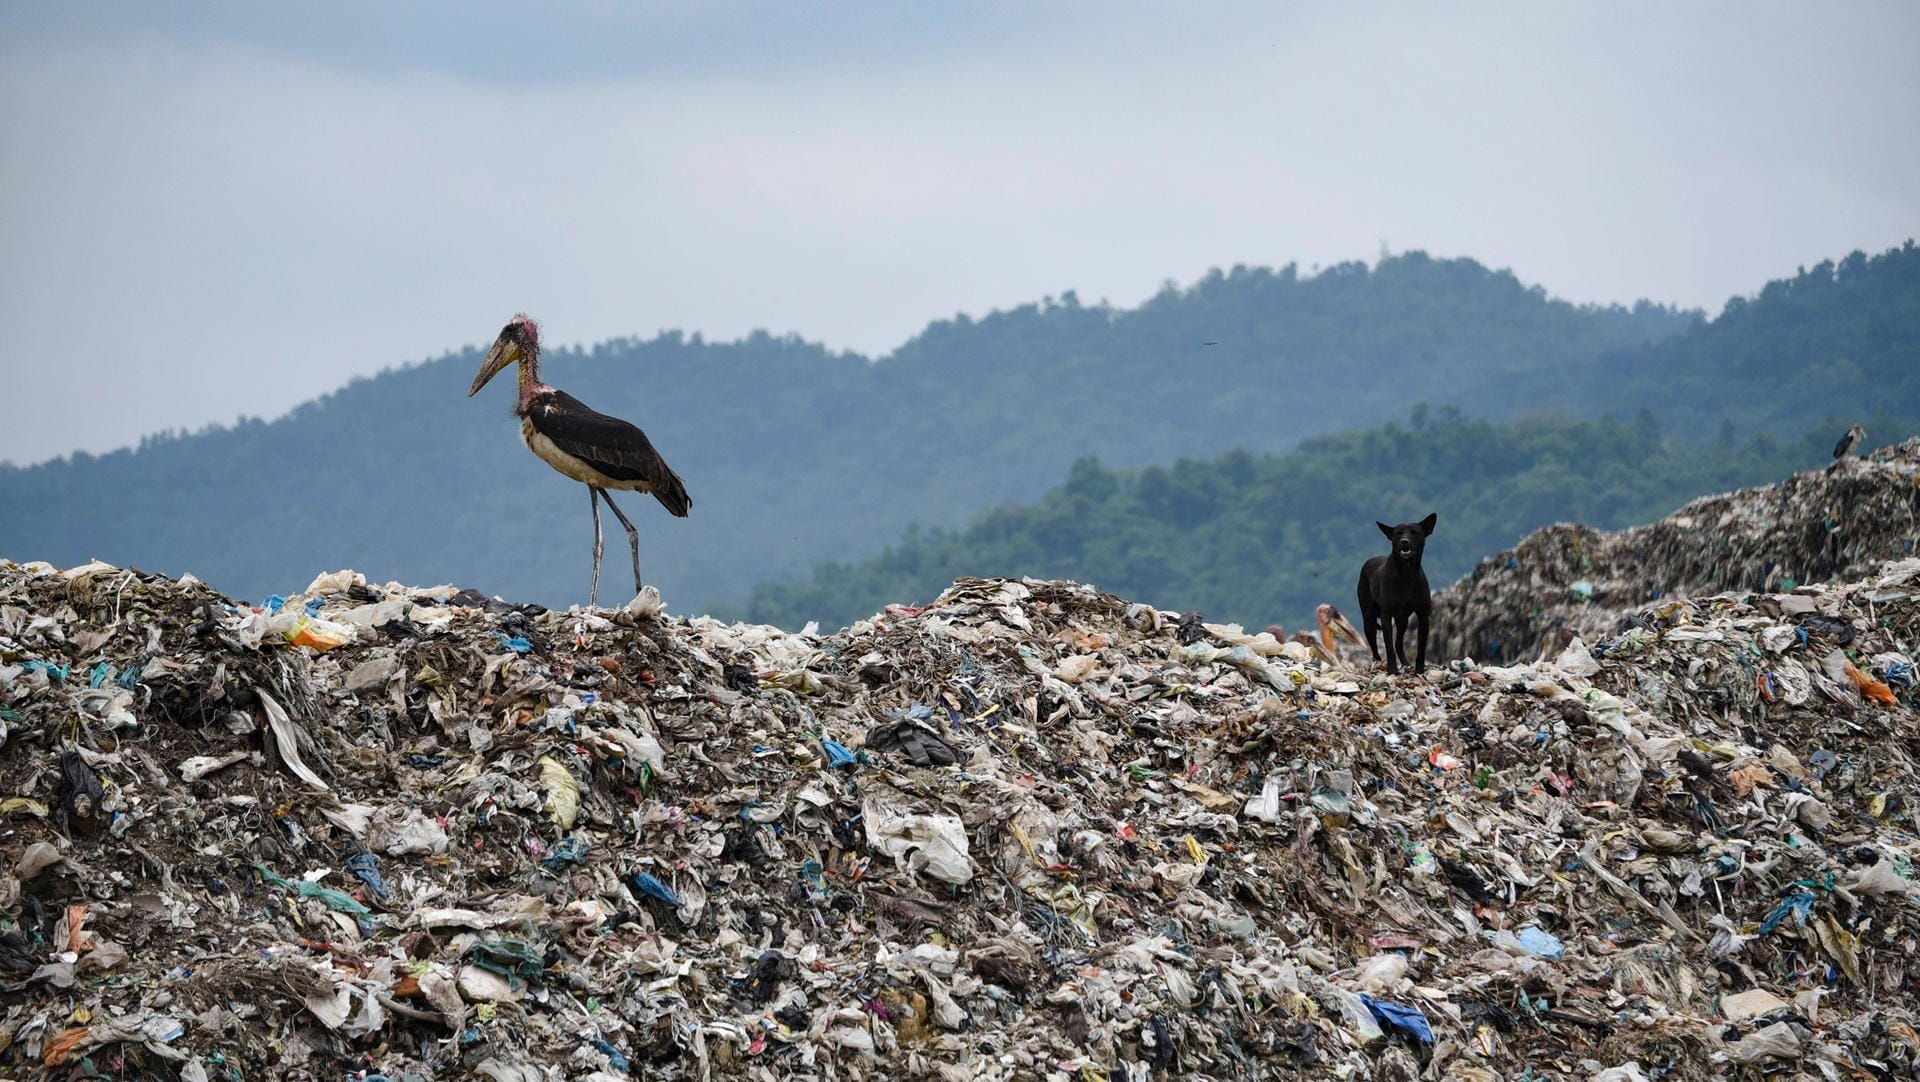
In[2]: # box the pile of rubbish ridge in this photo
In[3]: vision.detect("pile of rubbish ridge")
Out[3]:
[2,550,1919,1081]
[1436,439,1920,664]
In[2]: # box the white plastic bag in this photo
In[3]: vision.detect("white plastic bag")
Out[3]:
[864,798,973,884]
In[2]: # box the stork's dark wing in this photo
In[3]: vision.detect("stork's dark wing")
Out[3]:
[528,390,691,515]
[1834,432,1851,458]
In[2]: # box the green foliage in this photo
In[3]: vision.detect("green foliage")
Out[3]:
[3,242,1916,620]
[1554,243,1920,435]
[0,252,1692,609]
[746,412,1858,632]
[746,242,1920,629]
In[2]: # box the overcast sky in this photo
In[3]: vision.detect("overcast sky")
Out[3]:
[2,2,1916,466]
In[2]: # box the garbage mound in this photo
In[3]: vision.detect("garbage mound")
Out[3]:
[3,553,1919,1080]
[1436,440,1920,664]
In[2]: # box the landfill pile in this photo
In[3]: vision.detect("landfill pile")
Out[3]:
[3,540,1920,1080]
[1436,439,1920,664]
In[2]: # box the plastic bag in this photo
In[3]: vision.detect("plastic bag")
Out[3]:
[1723,1021,1802,1063]
[1514,925,1565,960]
[538,756,582,829]
[863,797,973,884]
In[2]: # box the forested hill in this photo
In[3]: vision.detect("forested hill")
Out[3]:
[8,244,1919,616]
[745,412,1873,632]
[746,242,1920,631]
[0,252,1695,611]
[1552,244,1920,436]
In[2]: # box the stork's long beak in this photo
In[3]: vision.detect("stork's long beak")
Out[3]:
[1307,635,1337,665]
[1326,608,1364,646]
[468,338,519,397]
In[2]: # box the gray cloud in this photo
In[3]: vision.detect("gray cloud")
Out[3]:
[2,2,1916,464]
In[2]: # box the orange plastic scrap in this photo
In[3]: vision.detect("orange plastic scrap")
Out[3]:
[285,614,352,651]
[1729,764,1774,797]
[1055,627,1110,651]
[65,903,91,953]
[1844,661,1898,706]
[42,1026,91,1067]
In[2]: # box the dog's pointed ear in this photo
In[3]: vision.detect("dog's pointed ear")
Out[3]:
[1420,513,1437,536]
[1377,521,1393,538]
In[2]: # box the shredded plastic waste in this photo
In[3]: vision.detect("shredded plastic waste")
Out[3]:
[1439,439,1920,662]
[4,448,1920,1079]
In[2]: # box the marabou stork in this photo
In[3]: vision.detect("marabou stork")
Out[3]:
[1271,605,1364,664]
[1295,603,1364,664]
[468,314,690,606]
[1833,424,1864,461]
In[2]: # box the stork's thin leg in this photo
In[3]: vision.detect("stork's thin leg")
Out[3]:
[588,486,605,608]
[598,488,644,594]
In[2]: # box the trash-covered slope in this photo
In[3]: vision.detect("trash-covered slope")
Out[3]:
[1436,439,1920,664]
[3,552,1919,1080]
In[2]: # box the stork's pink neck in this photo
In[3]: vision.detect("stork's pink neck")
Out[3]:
[514,352,547,413]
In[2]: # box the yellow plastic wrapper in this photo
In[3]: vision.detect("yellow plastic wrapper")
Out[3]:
[0,796,50,818]
[284,613,354,652]
[538,756,581,830]
[1185,834,1209,865]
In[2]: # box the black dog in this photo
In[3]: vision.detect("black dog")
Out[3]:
[1357,513,1436,675]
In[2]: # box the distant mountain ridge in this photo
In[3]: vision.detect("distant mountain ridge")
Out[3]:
[744,411,1850,632]
[1554,244,1920,437]
[14,245,1897,614]
[744,242,1920,631]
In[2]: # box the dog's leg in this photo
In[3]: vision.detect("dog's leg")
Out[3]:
[1415,606,1429,675]
[1385,613,1402,674]
[1358,579,1380,663]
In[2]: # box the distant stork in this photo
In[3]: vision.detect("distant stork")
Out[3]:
[1286,604,1365,664]
[1833,424,1864,461]
[1317,604,1364,658]
[468,314,690,605]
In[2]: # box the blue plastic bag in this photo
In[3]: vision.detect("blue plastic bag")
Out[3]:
[1360,994,1433,1044]
[1515,925,1565,960]
[822,739,858,769]
[633,872,685,908]
[345,851,390,903]
[1758,890,1816,934]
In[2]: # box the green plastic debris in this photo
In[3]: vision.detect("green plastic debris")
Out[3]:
[250,861,371,915]
[467,938,546,986]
